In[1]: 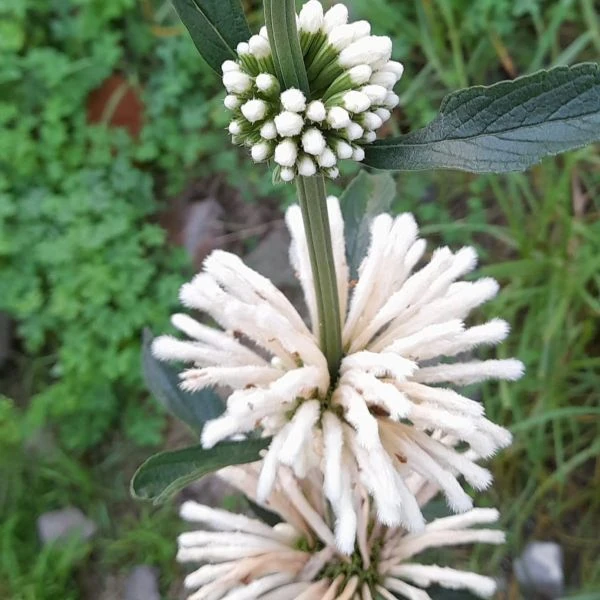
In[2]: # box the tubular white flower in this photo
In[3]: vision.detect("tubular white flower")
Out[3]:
[339,36,392,68]
[222,60,240,73]
[280,167,295,182]
[317,147,337,168]
[178,466,504,599]
[236,41,250,55]
[345,122,364,141]
[371,70,399,89]
[275,111,304,137]
[335,139,353,159]
[343,90,371,113]
[347,64,373,85]
[241,99,268,123]
[228,120,242,135]
[155,197,522,537]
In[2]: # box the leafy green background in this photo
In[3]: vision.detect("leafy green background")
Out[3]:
[1,0,598,598]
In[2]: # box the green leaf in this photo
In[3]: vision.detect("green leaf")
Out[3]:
[131,438,270,504]
[172,0,251,74]
[364,63,600,173]
[142,329,224,436]
[264,0,310,94]
[339,171,396,278]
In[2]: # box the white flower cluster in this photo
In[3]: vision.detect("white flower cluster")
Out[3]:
[153,197,523,550]
[222,0,402,182]
[177,464,505,600]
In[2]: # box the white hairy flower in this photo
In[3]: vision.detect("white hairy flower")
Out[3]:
[221,0,404,181]
[274,139,298,166]
[154,197,522,540]
[178,464,505,598]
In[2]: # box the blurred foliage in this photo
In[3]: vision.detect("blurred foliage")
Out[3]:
[0,0,598,597]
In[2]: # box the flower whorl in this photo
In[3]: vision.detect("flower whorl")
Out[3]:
[222,0,402,182]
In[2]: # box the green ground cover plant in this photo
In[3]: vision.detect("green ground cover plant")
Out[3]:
[1,0,598,597]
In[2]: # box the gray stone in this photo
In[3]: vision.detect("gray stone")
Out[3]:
[182,198,225,267]
[124,565,160,600]
[37,507,97,544]
[514,541,564,598]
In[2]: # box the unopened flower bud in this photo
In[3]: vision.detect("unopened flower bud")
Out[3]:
[223,71,252,94]
[340,36,392,68]
[351,20,371,40]
[375,107,391,122]
[370,70,398,89]
[280,167,295,181]
[251,142,271,162]
[384,91,400,109]
[281,88,307,113]
[248,35,271,58]
[343,90,371,113]
[335,139,353,159]
[323,4,348,33]
[241,99,268,123]
[236,42,250,55]
[327,106,351,129]
[274,139,298,167]
[352,146,365,161]
[345,122,364,141]
[362,111,383,130]
[348,65,372,85]
[306,101,326,122]
[260,120,277,140]
[384,60,405,78]
[361,84,388,104]
[255,73,278,93]
[328,24,355,51]
[298,0,323,33]
[363,130,377,143]
[297,155,317,176]
[228,120,242,135]
[259,26,268,39]
[224,94,241,110]
[221,60,240,73]
[318,147,337,168]
[275,111,304,137]
[302,128,326,155]
[325,166,340,179]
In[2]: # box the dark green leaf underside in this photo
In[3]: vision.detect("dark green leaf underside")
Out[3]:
[172,0,251,73]
[340,171,396,279]
[131,438,270,504]
[142,329,224,436]
[364,63,600,173]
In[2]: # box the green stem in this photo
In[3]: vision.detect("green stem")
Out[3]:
[297,176,343,379]
[264,0,343,379]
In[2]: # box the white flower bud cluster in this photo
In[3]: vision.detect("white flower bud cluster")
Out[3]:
[220,0,403,182]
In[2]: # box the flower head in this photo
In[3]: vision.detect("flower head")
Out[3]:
[220,0,402,181]
[177,465,505,599]
[153,197,523,547]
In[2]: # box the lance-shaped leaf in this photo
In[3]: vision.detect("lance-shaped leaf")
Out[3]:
[142,329,224,436]
[131,438,270,504]
[340,171,396,279]
[172,0,251,74]
[364,63,600,173]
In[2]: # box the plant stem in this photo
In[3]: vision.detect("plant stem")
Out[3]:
[297,176,343,379]
[265,0,343,379]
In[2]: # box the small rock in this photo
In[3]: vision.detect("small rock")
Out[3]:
[514,541,564,598]
[182,198,225,267]
[124,565,160,600]
[37,507,96,544]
